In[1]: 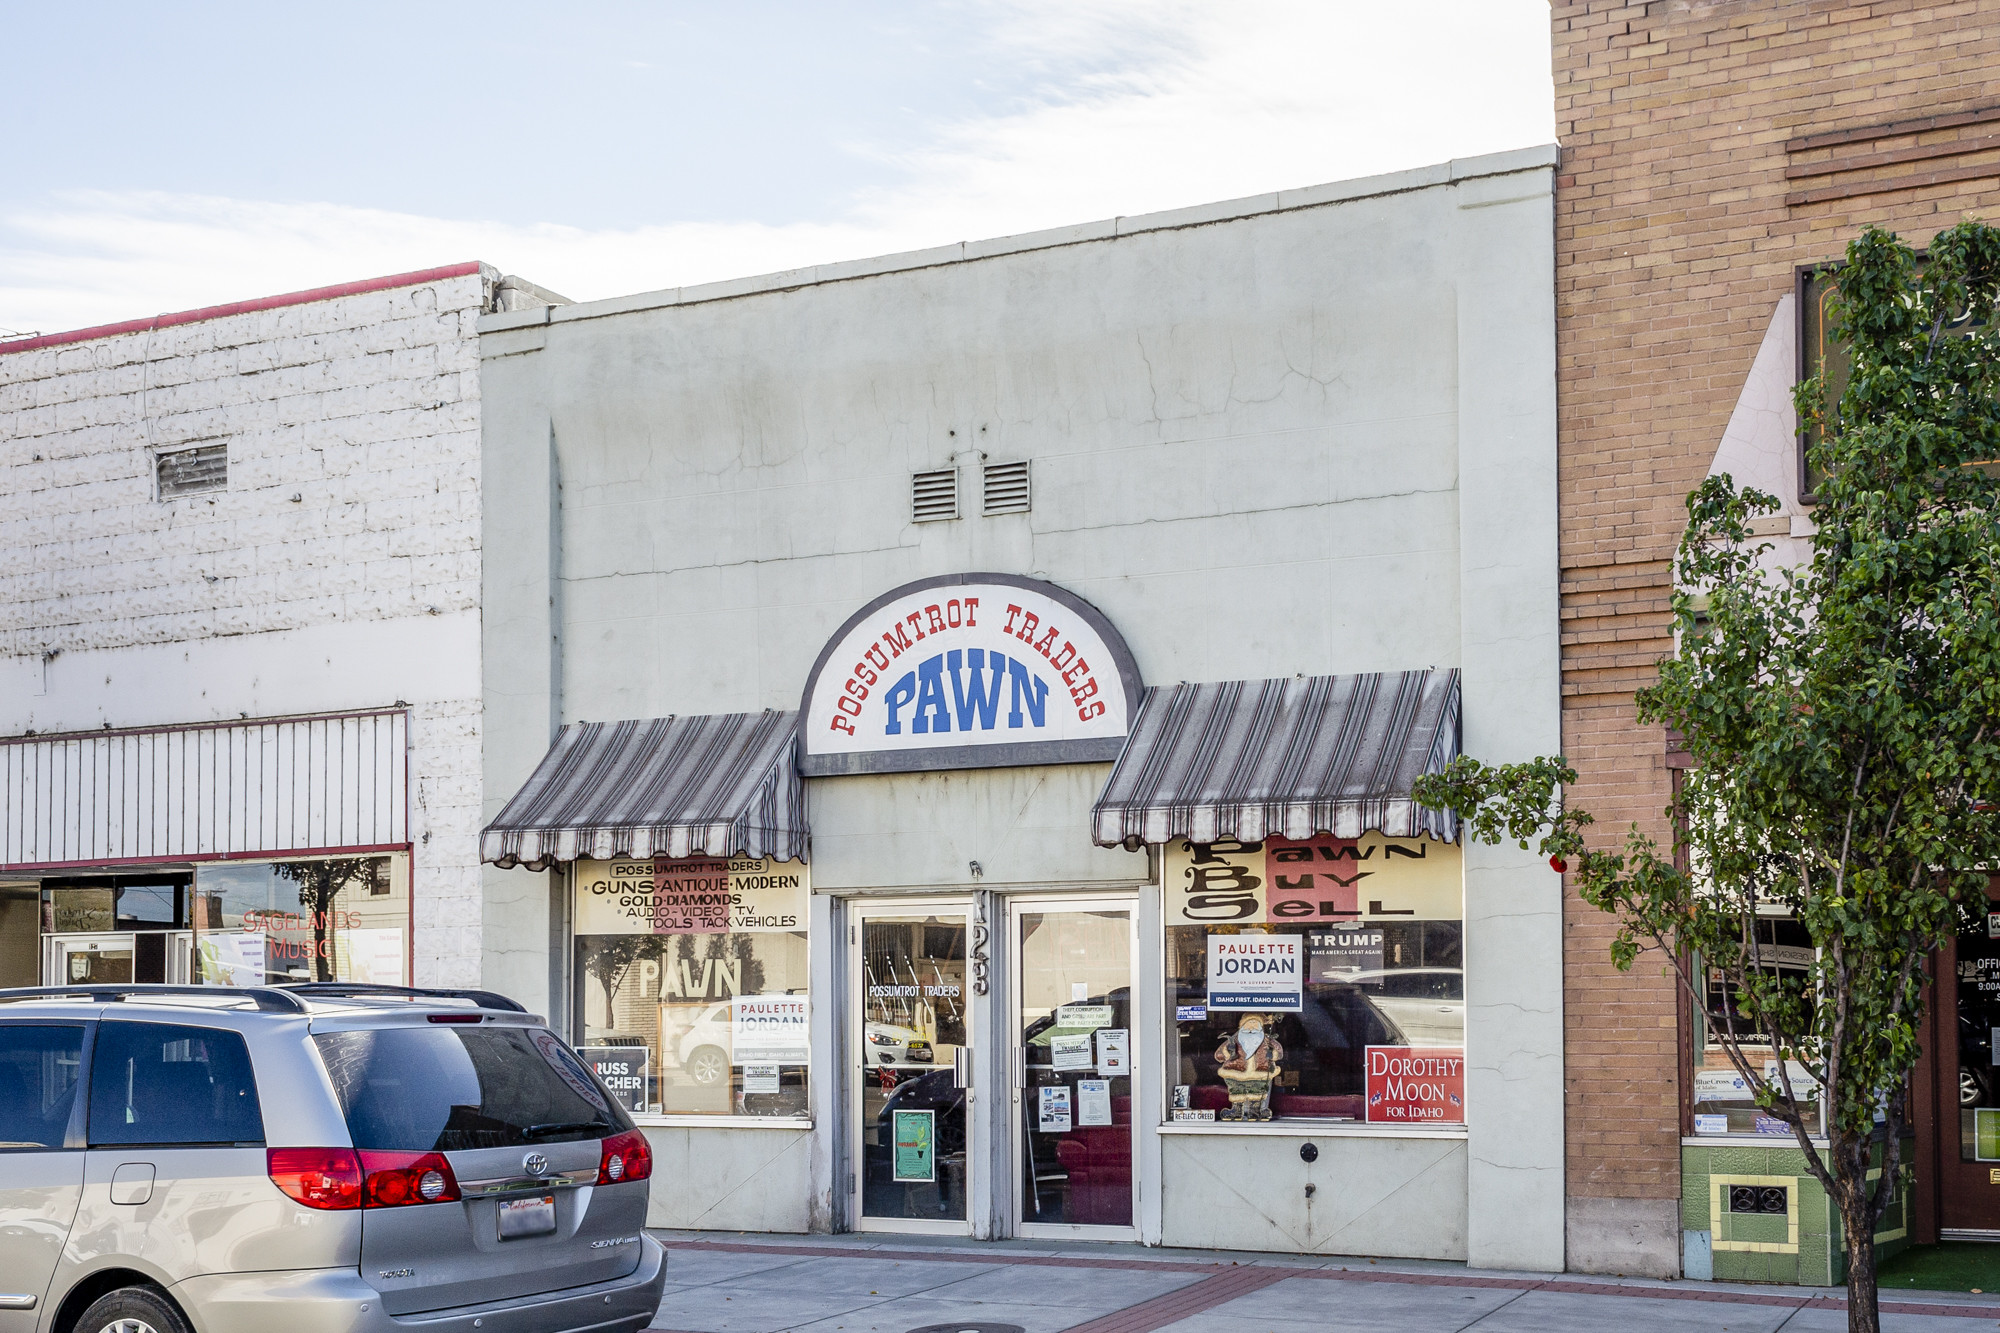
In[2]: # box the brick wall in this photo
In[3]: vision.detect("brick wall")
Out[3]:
[0,271,492,985]
[1554,0,2000,1269]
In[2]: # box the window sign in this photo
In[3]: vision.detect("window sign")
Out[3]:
[1309,928,1386,980]
[892,1109,936,1181]
[1164,835,1462,924]
[798,574,1143,776]
[575,857,807,935]
[1077,1078,1113,1127]
[1095,1028,1130,1075]
[730,995,810,1064]
[197,931,267,986]
[1037,1085,1073,1133]
[577,1046,650,1113]
[1050,1033,1094,1070]
[1364,1046,1465,1124]
[1206,936,1302,1012]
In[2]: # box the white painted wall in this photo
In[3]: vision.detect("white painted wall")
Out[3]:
[479,146,1562,1259]
[0,272,492,984]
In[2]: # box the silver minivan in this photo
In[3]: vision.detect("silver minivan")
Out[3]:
[0,983,667,1333]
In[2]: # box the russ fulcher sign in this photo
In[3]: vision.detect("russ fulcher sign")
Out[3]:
[799,574,1143,775]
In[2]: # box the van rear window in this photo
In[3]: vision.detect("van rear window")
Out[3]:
[314,1026,628,1151]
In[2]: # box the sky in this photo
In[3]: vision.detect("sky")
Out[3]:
[0,2,1554,336]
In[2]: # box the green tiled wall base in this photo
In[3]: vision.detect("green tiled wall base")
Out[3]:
[1681,1138,1911,1286]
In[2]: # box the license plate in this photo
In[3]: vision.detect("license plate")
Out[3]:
[498,1195,557,1240]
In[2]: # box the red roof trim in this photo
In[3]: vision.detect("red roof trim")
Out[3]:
[0,261,486,357]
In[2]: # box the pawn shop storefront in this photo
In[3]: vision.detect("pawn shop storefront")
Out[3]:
[481,574,1537,1259]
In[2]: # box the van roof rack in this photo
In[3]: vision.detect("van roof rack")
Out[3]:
[276,982,529,1013]
[0,984,307,1013]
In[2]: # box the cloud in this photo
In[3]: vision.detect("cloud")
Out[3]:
[0,0,1551,334]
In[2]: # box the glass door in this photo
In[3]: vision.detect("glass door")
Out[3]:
[1013,897,1136,1237]
[1940,886,2000,1236]
[47,933,136,984]
[852,904,974,1233]
[43,931,194,986]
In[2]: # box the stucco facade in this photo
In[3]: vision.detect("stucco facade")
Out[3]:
[478,146,1564,1264]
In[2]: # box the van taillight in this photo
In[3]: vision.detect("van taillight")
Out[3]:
[268,1147,363,1209]
[360,1150,462,1207]
[597,1129,652,1185]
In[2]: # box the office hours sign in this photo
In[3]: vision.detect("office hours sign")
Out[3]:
[798,574,1143,775]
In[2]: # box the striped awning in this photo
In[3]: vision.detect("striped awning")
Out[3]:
[1089,670,1460,848]
[481,712,807,869]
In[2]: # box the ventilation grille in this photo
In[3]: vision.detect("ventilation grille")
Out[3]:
[157,444,227,499]
[982,459,1031,515]
[1727,1184,1788,1215]
[912,468,958,522]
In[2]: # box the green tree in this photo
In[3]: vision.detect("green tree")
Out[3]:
[1415,223,2000,1333]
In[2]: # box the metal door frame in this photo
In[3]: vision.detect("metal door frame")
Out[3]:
[42,930,194,985]
[1008,891,1140,1242]
[848,897,981,1236]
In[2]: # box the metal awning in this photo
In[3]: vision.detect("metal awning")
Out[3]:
[1089,670,1460,848]
[481,711,807,869]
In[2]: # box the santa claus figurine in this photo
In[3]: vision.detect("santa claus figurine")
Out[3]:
[1213,1012,1283,1120]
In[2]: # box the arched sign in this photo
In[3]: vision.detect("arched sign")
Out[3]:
[799,573,1144,776]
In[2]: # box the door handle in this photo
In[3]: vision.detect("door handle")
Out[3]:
[952,1046,970,1090]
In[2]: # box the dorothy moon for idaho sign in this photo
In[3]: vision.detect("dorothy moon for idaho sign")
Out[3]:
[799,574,1143,776]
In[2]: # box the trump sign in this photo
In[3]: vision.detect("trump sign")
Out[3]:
[799,574,1143,775]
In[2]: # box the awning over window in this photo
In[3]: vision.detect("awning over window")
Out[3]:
[481,711,807,870]
[1089,670,1461,848]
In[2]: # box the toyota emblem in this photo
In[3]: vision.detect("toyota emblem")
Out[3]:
[523,1152,549,1177]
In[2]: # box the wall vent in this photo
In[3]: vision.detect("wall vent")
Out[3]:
[912,468,958,522]
[157,444,227,499]
[1727,1184,1788,1215]
[982,460,1031,515]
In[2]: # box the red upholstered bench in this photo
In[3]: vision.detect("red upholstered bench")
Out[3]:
[1272,1093,1363,1119]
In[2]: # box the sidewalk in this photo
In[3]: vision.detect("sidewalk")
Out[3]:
[643,1231,2000,1333]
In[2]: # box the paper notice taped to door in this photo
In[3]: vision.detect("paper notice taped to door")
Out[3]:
[1095,1028,1129,1075]
[1050,1033,1093,1071]
[1038,1085,1072,1133]
[1077,1078,1112,1127]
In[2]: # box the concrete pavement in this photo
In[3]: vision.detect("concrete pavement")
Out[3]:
[643,1232,2000,1333]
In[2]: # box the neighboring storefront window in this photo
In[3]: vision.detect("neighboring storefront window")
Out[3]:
[1162,835,1465,1124]
[572,856,810,1120]
[1690,915,1824,1137]
[192,854,410,987]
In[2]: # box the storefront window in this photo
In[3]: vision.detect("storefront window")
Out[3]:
[572,856,810,1120]
[1690,914,1824,1137]
[192,855,410,986]
[1162,836,1465,1125]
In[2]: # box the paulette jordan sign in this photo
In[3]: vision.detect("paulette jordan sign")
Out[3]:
[799,574,1144,776]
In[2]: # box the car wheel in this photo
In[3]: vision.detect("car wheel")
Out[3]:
[687,1045,728,1086]
[1964,1066,1985,1107]
[76,1287,191,1333]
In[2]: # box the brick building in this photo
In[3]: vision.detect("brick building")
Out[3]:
[1555,0,2000,1280]
[0,265,560,995]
